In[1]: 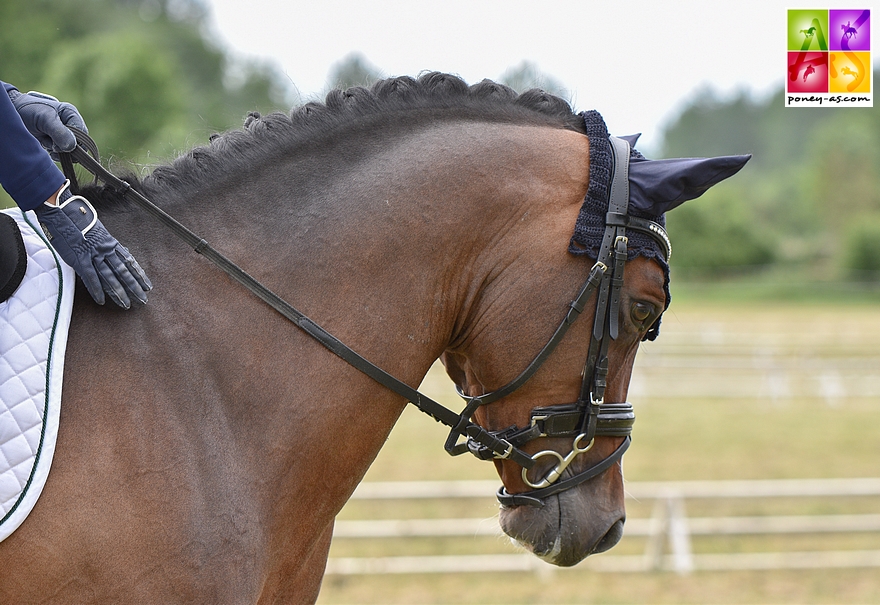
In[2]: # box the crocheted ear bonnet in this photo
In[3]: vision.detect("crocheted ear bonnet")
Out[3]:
[569,110,751,340]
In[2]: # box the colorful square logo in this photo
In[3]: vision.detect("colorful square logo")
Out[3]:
[786,9,872,107]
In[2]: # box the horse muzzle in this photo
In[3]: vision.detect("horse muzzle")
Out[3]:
[495,433,629,565]
[499,479,627,566]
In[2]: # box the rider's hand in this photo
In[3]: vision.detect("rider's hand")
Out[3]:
[7,89,88,159]
[34,181,152,309]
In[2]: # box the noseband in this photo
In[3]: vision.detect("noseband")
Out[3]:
[61,129,670,510]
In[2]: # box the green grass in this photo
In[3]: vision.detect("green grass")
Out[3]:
[668,267,880,305]
[318,302,880,604]
[320,569,880,605]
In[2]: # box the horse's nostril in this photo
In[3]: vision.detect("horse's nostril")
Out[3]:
[593,518,625,554]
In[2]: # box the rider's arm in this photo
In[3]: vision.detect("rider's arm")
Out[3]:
[2,80,152,308]
[0,81,66,210]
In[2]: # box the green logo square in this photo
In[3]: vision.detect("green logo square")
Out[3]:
[788,9,830,51]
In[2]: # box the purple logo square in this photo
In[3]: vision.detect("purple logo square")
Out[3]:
[829,9,871,51]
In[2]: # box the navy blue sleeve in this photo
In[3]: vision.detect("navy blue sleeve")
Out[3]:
[1,80,66,211]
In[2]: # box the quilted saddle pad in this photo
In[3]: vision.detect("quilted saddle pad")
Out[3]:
[0,208,74,543]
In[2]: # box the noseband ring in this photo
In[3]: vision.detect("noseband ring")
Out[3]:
[522,432,595,489]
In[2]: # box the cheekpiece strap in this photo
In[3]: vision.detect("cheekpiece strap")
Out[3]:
[608,136,631,216]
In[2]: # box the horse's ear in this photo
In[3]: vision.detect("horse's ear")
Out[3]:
[628,153,752,215]
[619,133,641,147]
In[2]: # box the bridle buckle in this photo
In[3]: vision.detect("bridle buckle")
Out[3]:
[529,414,550,438]
[493,438,515,460]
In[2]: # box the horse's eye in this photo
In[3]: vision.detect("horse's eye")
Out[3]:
[631,302,654,324]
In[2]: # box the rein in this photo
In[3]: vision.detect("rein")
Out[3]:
[58,126,669,508]
[58,129,528,464]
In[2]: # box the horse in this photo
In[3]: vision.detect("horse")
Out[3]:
[0,73,747,603]
[803,64,817,81]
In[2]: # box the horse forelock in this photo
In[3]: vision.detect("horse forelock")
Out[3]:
[90,73,584,206]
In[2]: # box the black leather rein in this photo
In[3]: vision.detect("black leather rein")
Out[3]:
[58,128,669,508]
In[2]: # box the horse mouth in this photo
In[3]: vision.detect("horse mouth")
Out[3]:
[499,493,626,566]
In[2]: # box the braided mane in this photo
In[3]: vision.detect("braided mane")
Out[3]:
[134,72,583,200]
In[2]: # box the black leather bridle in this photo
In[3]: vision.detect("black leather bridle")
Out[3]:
[451,136,672,507]
[60,129,670,510]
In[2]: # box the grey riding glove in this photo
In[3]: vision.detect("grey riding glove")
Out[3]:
[8,89,88,159]
[34,181,152,309]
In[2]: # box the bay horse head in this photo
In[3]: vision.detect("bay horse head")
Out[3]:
[440,113,749,566]
[0,72,749,601]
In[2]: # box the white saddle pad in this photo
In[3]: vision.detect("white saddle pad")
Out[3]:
[0,208,74,543]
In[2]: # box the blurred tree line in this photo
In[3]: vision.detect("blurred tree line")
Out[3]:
[2,0,877,281]
[1,0,292,173]
[660,79,880,281]
[328,56,880,282]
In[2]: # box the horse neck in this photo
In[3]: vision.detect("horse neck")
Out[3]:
[176,120,589,380]
[130,119,591,536]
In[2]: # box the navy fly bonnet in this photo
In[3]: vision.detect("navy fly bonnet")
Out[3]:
[571,110,751,340]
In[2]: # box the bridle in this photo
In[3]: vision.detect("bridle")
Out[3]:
[59,128,670,510]
[449,135,671,507]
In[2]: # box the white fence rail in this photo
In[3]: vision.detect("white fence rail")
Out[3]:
[327,478,880,575]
